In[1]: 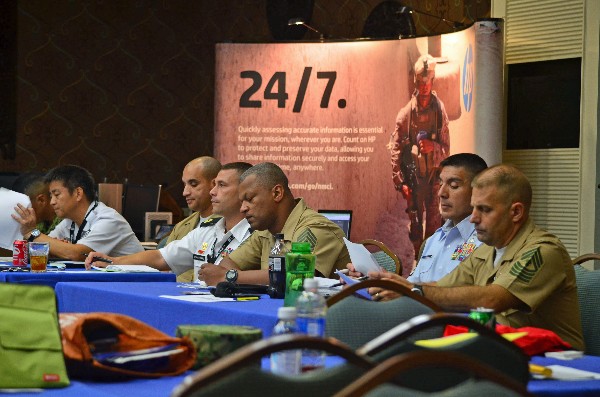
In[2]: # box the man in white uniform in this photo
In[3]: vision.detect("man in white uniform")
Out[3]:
[13,164,143,260]
[85,162,253,280]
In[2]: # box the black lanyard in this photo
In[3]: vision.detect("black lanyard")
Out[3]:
[69,201,98,244]
[207,234,236,263]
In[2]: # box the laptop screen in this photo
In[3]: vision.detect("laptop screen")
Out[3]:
[318,210,352,239]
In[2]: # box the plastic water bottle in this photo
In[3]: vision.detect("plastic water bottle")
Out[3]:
[296,278,326,372]
[268,233,287,299]
[270,307,301,375]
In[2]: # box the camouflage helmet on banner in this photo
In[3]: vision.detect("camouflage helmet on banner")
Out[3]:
[414,54,436,83]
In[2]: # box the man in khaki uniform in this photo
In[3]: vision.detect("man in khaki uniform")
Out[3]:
[166,157,221,243]
[199,162,349,286]
[369,164,584,350]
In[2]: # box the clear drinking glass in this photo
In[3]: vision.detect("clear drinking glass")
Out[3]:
[29,242,50,273]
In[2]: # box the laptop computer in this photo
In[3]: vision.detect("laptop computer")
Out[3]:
[318,210,352,239]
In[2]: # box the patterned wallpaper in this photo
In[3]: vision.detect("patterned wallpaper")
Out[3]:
[1,0,489,207]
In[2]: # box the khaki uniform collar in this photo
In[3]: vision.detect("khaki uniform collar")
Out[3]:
[470,218,535,264]
[279,198,306,240]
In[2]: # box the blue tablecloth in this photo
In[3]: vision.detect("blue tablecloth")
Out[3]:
[0,268,175,288]
[56,281,282,336]
[9,355,600,397]
[529,355,600,396]
[9,280,600,397]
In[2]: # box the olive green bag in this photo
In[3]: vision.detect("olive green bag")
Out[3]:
[0,283,70,389]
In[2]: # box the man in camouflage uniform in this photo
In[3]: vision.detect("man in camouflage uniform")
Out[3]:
[389,54,450,256]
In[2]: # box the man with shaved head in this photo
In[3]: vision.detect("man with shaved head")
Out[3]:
[368,164,584,350]
[166,156,222,244]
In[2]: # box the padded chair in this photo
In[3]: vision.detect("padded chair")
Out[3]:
[325,279,442,349]
[333,350,533,397]
[358,239,402,275]
[356,313,530,391]
[572,253,600,355]
[170,334,374,397]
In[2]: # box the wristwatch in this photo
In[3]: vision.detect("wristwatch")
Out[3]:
[225,269,238,284]
[27,229,41,242]
[411,284,424,296]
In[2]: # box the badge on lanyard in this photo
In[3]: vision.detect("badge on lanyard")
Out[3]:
[451,236,477,261]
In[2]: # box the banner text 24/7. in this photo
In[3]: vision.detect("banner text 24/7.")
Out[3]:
[239,68,346,112]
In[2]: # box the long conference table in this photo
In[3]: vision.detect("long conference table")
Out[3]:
[0,268,176,287]
[5,280,600,396]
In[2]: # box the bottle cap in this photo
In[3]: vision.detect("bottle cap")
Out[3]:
[303,278,318,290]
[291,242,311,253]
[277,306,297,320]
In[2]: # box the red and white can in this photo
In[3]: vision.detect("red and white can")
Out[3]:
[13,240,29,266]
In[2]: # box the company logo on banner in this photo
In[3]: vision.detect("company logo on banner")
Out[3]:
[462,44,474,112]
[215,28,479,273]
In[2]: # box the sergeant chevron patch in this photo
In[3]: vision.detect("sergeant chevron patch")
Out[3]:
[509,247,543,283]
[296,228,317,251]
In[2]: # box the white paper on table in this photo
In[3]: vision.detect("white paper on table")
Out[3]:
[160,294,234,303]
[0,188,31,250]
[91,264,160,272]
[343,237,382,275]
[547,365,600,380]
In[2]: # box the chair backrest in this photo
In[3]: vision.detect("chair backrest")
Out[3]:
[358,239,402,275]
[325,279,441,349]
[573,262,600,355]
[333,350,533,397]
[171,334,374,397]
[121,184,161,241]
[356,313,530,390]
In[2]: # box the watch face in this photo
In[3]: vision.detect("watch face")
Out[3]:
[226,269,237,283]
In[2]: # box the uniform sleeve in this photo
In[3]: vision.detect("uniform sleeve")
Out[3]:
[295,225,350,278]
[388,102,412,187]
[228,232,264,270]
[77,218,126,253]
[432,97,450,166]
[492,243,568,312]
[160,227,203,274]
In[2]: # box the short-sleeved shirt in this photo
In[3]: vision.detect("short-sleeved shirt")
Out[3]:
[160,217,252,275]
[49,201,144,256]
[228,198,350,278]
[166,212,214,244]
[408,217,480,284]
[437,219,584,350]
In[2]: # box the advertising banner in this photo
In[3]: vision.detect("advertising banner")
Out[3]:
[215,25,495,273]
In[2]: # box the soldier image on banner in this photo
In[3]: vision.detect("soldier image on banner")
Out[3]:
[388,54,450,257]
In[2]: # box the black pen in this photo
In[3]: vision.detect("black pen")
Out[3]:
[83,253,113,264]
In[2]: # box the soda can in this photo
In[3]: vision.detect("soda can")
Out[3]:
[13,240,29,266]
[468,307,496,330]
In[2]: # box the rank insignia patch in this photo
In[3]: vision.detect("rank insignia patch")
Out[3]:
[297,228,317,251]
[509,247,543,283]
[197,241,209,254]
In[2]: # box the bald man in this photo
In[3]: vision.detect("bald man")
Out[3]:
[166,157,221,244]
